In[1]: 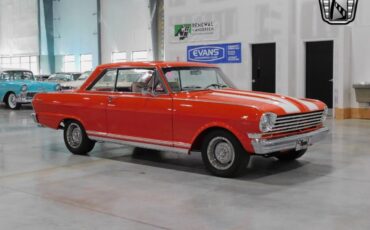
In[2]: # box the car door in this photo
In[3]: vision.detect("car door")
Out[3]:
[106,68,173,148]
[79,69,118,135]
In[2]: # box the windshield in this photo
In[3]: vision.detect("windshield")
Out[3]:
[162,67,234,92]
[78,71,92,80]
[72,73,81,80]
[0,71,34,81]
[49,73,73,82]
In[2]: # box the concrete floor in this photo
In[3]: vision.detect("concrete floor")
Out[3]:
[0,105,370,230]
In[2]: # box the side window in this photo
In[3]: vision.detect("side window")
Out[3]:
[1,73,10,80]
[14,72,23,80]
[116,69,159,93]
[89,69,117,92]
[6,72,12,80]
[116,69,149,93]
[165,71,181,92]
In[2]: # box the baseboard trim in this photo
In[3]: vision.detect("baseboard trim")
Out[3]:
[335,108,370,120]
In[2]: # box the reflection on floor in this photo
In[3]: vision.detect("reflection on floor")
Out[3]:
[0,105,370,230]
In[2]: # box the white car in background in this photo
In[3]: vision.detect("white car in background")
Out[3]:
[61,71,92,90]
[47,72,81,84]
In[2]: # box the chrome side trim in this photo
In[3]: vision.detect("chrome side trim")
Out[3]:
[251,127,329,155]
[86,131,107,136]
[88,136,189,154]
[86,130,191,149]
[173,142,192,148]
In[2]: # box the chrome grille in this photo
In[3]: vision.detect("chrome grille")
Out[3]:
[26,92,37,100]
[269,111,324,134]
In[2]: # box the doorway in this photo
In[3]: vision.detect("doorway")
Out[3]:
[306,41,334,108]
[252,43,276,93]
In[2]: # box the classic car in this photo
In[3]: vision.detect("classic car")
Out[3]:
[35,74,51,81]
[0,69,61,110]
[47,72,81,84]
[60,71,92,90]
[32,62,329,177]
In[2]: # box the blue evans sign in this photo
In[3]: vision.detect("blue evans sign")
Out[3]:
[187,43,242,64]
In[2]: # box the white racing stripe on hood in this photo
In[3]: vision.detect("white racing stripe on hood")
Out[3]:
[218,90,301,113]
[212,92,301,113]
[228,90,319,111]
[294,99,319,111]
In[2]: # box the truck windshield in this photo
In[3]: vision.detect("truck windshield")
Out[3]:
[162,67,235,92]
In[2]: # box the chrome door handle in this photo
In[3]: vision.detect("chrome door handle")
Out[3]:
[329,79,333,82]
[108,96,116,103]
[252,79,256,83]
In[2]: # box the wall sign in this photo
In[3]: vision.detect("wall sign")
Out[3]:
[187,43,242,64]
[170,21,219,43]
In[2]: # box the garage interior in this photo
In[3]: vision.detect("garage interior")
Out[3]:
[0,0,370,229]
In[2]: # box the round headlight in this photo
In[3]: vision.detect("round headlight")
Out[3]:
[259,113,277,133]
[21,85,28,92]
[55,84,61,91]
[322,106,329,122]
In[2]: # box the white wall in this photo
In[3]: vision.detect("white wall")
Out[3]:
[53,0,99,72]
[164,0,370,110]
[0,0,38,56]
[350,0,370,108]
[100,0,153,64]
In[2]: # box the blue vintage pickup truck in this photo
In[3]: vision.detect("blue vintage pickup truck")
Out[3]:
[0,69,60,110]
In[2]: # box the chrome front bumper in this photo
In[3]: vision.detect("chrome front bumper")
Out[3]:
[16,97,33,103]
[251,127,329,155]
[16,92,36,104]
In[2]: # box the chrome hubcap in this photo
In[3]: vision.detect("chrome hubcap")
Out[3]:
[8,94,17,108]
[66,123,82,148]
[207,137,235,170]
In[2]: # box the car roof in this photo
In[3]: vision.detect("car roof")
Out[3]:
[98,61,217,69]
[53,72,81,74]
[0,68,32,72]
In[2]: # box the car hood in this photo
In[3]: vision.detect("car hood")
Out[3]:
[178,89,325,115]
[61,80,84,88]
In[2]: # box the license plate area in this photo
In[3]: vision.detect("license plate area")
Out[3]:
[296,138,309,151]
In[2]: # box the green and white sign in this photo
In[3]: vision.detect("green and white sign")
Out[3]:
[171,21,219,43]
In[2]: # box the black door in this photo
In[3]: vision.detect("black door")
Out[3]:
[306,41,333,108]
[252,43,276,93]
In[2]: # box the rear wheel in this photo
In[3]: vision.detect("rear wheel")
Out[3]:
[63,120,95,155]
[201,130,250,178]
[275,149,307,162]
[5,93,21,110]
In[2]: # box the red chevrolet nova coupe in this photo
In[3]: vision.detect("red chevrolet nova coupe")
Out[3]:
[32,62,329,177]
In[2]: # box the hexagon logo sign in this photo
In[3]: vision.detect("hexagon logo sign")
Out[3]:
[319,0,359,25]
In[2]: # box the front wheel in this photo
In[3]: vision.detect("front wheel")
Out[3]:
[5,93,21,110]
[63,120,95,155]
[275,149,307,162]
[201,130,250,178]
